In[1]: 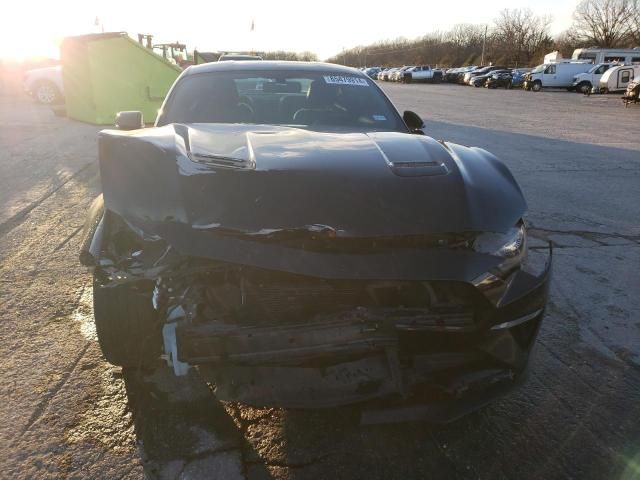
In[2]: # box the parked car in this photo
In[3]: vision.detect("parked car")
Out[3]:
[433,67,447,78]
[445,67,464,83]
[510,69,530,88]
[401,65,442,83]
[470,69,510,88]
[364,67,382,79]
[622,78,640,106]
[391,66,414,82]
[449,66,477,83]
[464,66,507,85]
[598,64,640,93]
[80,61,551,421]
[462,67,484,85]
[485,71,514,89]
[523,62,593,92]
[572,63,616,94]
[470,73,491,87]
[380,68,397,81]
[23,65,64,105]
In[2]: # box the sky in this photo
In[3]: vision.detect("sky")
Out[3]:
[0,0,579,61]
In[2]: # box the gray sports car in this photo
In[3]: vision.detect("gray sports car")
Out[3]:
[80,61,551,423]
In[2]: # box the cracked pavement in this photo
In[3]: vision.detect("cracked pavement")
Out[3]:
[1,84,639,479]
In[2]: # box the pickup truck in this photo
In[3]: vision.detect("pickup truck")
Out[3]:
[23,65,64,105]
[571,63,616,94]
[401,65,442,83]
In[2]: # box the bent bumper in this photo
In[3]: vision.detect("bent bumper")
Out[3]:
[185,247,551,417]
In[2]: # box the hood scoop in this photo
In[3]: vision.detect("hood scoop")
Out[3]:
[187,126,256,170]
[367,132,449,177]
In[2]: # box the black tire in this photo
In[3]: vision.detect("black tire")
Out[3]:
[33,80,63,105]
[93,276,162,368]
[531,81,542,92]
[577,82,591,94]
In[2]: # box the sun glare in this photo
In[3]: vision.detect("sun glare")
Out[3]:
[0,1,96,61]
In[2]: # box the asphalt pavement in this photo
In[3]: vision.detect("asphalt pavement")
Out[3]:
[1,84,639,480]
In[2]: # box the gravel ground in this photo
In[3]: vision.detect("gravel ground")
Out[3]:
[1,84,639,480]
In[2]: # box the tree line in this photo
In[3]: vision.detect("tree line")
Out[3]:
[260,50,318,62]
[326,0,640,67]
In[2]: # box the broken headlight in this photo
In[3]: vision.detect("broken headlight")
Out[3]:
[472,222,527,288]
[473,223,526,260]
[472,221,527,305]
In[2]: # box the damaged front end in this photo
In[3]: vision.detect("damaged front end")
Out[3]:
[81,196,551,422]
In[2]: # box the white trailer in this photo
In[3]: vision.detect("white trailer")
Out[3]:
[524,62,593,91]
[572,47,640,65]
[598,64,640,93]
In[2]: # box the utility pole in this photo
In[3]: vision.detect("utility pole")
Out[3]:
[480,25,487,66]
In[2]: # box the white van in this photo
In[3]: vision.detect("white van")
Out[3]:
[524,62,593,91]
[571,63,617,94]
[599,65,640,93]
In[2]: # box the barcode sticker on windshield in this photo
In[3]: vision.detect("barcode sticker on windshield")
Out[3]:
[323,75,369,86]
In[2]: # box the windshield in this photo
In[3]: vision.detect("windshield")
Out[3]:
[531,64,546,73]
[159,70,406,132]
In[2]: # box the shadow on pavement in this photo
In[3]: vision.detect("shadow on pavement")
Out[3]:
[122,367,271,479]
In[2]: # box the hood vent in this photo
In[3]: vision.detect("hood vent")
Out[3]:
[187,127,256,170]
[367,132,450,178]
[190,153,253,169]
[388,161,449,177]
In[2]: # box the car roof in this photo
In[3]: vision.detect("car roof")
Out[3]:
[184,60,365,76]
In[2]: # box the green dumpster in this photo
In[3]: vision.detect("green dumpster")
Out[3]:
[61,32,181,125]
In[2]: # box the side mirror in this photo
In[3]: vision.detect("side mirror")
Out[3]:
[115,111,144,130]
[403,110,425,134]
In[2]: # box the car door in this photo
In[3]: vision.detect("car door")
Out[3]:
[543,64,557,86]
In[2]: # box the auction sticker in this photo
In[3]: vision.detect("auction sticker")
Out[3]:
[323,75,369,86]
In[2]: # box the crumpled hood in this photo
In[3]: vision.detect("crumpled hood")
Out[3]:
[98,124,526,238]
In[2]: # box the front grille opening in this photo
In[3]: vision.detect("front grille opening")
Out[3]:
[189,267,487,325]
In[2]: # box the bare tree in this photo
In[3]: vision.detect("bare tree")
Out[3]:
[493,9,553,66]
[326,13,554,67]
[630,0,640,43]
[572,0,636,47]
[449,24,486,49]
[260,51,318,62]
